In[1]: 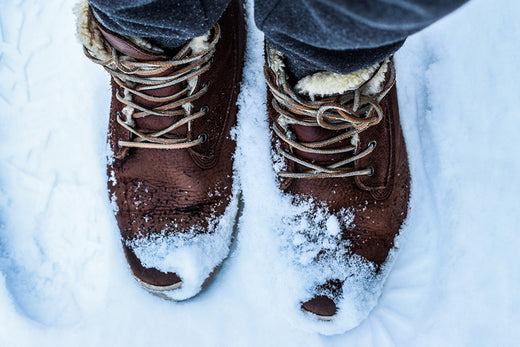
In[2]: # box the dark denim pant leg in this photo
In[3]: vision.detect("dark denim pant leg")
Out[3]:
[88,0,469,77]
[88,0,231,49]
[255,0,469,78]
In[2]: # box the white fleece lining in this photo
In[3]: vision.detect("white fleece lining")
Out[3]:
[268,46,390,99]
[268,47,286,86]
[75,0,165,57]
[296,65,376,97]
[74,0,210,59]
[363,59,389,96]
[188,34,210,55]
[182,33,210,115]
[295,59,390,98]
[73,0,111,61]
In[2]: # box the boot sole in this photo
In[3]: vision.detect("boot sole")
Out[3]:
[302,308,335,321]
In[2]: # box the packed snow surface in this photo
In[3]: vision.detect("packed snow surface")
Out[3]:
[0,0,519,345]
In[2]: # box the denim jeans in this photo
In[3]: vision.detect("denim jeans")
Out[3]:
[89,0,468,77]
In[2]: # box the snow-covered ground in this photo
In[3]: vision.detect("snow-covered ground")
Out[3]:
[0,0,519,345]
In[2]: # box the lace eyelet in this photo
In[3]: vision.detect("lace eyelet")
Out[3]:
[367,166,375,176]
[198,133,208,144]
[368,140,377,148]
[117,139,123,148]
[202,105,210,114]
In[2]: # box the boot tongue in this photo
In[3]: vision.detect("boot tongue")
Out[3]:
[96,19,191,137]
[289,91,349,165]
[290,122,347,164]
[95,18,168,61]
[288,64,383,165]
[292,124,336,143]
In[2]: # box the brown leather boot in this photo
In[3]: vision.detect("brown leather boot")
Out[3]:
[265,46,410,323]
[75,0,245,300]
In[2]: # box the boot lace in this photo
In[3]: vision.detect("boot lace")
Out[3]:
[83,25,220,149]
[265,50,396,179]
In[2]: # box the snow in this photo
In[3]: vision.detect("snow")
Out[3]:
[128,184,240,301]
[0,0,519,345]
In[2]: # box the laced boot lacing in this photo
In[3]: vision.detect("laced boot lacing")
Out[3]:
[265,51,396,179]
[83,25,221,149]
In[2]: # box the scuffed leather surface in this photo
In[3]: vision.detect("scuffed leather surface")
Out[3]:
[101,0,245,286]
[267,63,410,267]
